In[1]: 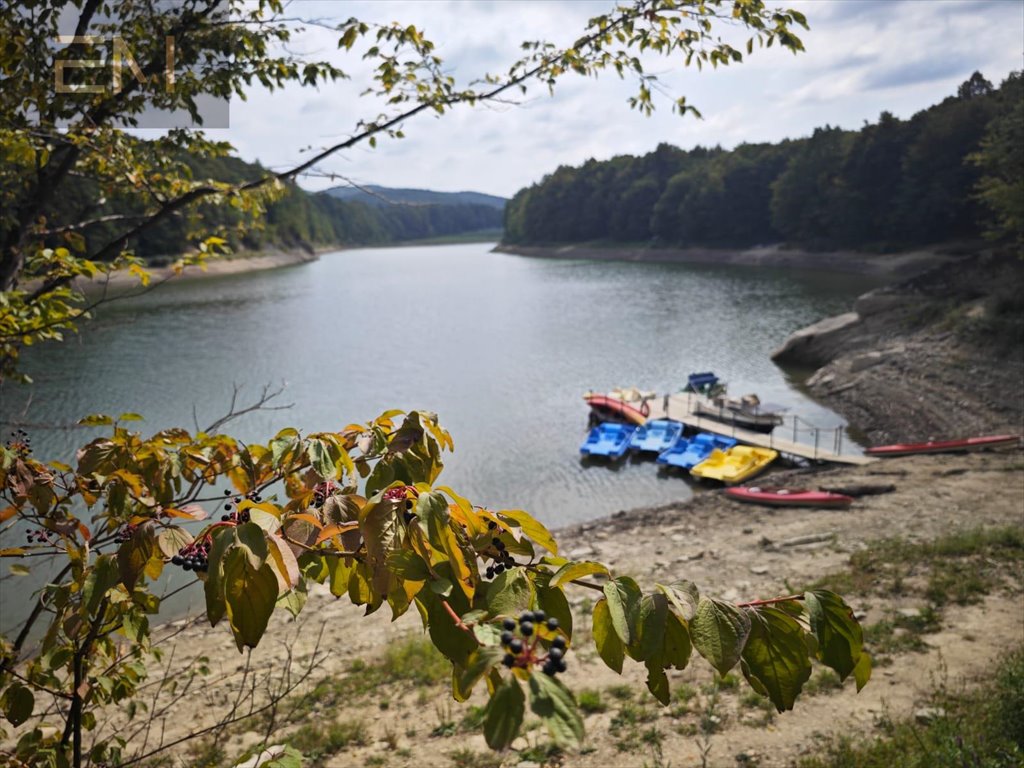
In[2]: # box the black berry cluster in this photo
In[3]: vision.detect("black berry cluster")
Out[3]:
[171,539,210,572]
[25,528,56,546]
[499,611,567,677]
[115,523,138,543]
[483,521,518,579]
[220,488,259,523]
[6,429,32,457]
[312,481,337,509]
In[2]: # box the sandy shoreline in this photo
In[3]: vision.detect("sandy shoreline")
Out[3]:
[495,242,957,278]
[74,450,1024,767]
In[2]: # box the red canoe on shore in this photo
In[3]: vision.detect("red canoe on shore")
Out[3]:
[583,394,649,426]
[864,434,1021,457]
[725,486,854,508]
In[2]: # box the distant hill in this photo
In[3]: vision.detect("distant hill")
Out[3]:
[322,184,506,210]
[43,151,506,261]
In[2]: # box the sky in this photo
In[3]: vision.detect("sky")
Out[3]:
[216,0,1024,198]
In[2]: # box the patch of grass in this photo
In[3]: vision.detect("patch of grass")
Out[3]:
[578,688,607,714]
[448,747,503,768]
[458,704,487,731]
[799,647,1024,767]
[519,742,564,764]
[809,526,1024,601]
[804,668,844,696]
[365,756,387,767]
[184,738,228,768]
[607,683,634,701]
[289,719,368,767]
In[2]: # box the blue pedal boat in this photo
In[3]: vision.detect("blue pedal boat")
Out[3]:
[657,432,738,470]
[629,419,684,454]
[580,423,636,459]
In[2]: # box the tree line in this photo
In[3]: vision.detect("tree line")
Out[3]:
[42,153,504,264]
[504,71,1022,251]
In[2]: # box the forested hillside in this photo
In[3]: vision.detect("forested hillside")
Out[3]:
[504,72,1022,251]
[324,184,506,209]
[43,154,504,263]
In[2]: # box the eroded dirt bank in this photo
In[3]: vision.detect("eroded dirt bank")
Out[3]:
[773,251,1024,445]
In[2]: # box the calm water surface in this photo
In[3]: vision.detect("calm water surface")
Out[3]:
[1,243,877,626]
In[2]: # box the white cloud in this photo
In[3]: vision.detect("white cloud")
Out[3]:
[218,0,1023,198]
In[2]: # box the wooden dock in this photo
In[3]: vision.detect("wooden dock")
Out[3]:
[640,393,875,466]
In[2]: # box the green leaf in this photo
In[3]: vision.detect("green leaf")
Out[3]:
[602,576,640,645]
[592,598,625,674]
[329,556,354,598]
[118,524,156,592]
[529,671,584,746]
[306,438,337,481]
[77,414,113,426]
[417,588,476,666]
[1,682,33,726]
[497,509,558,554]
[486,568,534,618]
[656,580,700,620]
[644,661,670,705]
[634,593,668,662]
[853,650,872,692]
[484,677,525,750]
[205,528,233,627]
[536,581,573,640]
[223,547,279,651]
[83,554,121,616]
[116,412,144,422]
[691,596,751,677]
[663,610,692,670]
[9,564,29,576]
[804,590,863,680]
[234,522,269,570]
[454,646,505,702]
[548,560,608,588]
[740,606,812,712]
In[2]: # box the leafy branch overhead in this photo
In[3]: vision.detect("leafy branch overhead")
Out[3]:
[1,410,869,761]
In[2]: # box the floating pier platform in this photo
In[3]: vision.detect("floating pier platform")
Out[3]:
[636,393,875,466]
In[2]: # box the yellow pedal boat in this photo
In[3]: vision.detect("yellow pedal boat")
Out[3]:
[690,445,778,485]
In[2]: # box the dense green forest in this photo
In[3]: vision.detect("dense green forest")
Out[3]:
[43,154,505,263]
[504,72,1022,251]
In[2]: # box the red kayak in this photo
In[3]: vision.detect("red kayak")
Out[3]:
[865,434,1020,457]
[725,486,854,508]
[584,394,649,426]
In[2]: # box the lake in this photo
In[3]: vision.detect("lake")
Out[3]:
[1,243,877,627]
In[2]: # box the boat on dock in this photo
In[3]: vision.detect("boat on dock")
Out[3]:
[725,486,854,508]
[683,372,726,398]
[693,394,785,433]
[657,432,737,470]
[580,423,636,459]
[584,390,653,426]
[691,445,778,484]
[865,433,1020,456]
[629,419,684,455]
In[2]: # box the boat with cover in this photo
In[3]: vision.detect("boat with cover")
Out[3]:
[725,486,854,508]
[629,419,684,454]
[693,393,785,433]
[691,445,778,484]
[583,392,650,426]
[683,371,726,398]
[580,423,636,459]
[865,434,1020,457]
[657,432,737,470]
